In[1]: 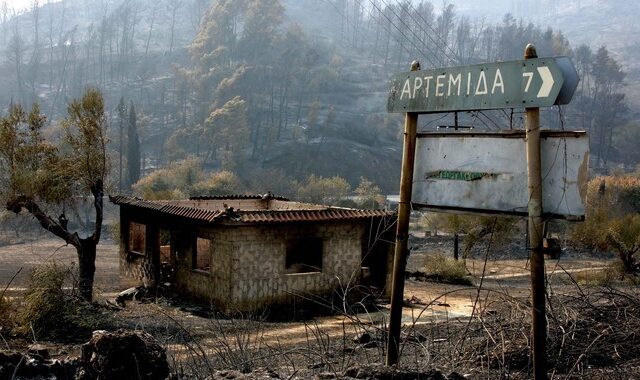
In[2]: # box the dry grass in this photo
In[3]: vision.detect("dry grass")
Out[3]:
[15,263,114,342]
[422,253,473,286]
[573,267,617,287]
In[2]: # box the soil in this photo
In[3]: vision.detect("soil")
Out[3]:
[1,229,637,379]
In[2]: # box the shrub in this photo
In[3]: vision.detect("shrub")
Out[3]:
[422,253,473,285]
[571,176,640,275]
[417,212,518,256]
[353,177,384,209]
[133,159,244,200]
[294,174,350,205]
[132,159,201,200]
[17,263,113,341]
[573,267,616,287]
[0,294,16,333]
[190,170,242,197]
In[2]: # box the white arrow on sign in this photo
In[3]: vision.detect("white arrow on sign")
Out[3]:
[537,66,554,98]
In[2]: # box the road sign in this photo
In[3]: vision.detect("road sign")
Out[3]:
[411,130,589,220]
[387,57,578,113]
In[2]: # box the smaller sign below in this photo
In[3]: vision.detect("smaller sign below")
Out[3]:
[412,130,589,220]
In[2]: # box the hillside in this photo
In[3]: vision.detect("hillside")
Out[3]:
[0,0,636,195]
[453,0,640,107]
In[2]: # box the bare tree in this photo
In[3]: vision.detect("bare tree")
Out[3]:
[1,1,9,45]
[144,2,158,57]
[166,0,183,54]
[7,27,26,104]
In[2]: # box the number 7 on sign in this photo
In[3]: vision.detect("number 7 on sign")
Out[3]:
[523,72,534,93]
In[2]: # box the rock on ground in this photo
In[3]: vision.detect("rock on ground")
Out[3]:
[81,329,170,380]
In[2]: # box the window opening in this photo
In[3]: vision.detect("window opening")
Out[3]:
[128,222,146,255]
[193,237,211,271]
[285,238,323,273]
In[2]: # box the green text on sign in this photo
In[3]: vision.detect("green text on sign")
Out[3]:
[427,170,493,181]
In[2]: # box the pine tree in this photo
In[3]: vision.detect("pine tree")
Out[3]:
[126,101,140,188]
[117,97,126,191]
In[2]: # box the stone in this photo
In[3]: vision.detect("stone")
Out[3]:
[0,350,80,379]
[317,372,337,379]
[352,332,372,344]
[362,341,378,348]
[81,329,170,380]
[343,364,448,380]
[27,343,50,359]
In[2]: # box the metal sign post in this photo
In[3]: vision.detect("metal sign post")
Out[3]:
[386,60,420,366]
[524,44,547,380]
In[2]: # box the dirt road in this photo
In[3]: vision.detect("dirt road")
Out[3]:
[0,235,614,350]
[0,235,120,297]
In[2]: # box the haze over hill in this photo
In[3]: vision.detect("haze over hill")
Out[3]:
[450,0,640,106]
[0,0,637,196]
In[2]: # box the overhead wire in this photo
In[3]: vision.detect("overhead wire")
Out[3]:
[403,1,460,65]
[420,112,451,131]
[367,0,439,68]
[342,0,429,64]
[327,1,521,135]
[374,0,444,67]
[478,111,503,130]
[370,4,504,133]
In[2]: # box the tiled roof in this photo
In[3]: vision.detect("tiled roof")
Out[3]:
[237,209,392,223]
[189,194,289,201]
[110,195,394,224]
[109,195,224,223]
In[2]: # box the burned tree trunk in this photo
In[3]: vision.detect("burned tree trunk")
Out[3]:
[77,238,97,301]
[6,180,104,302]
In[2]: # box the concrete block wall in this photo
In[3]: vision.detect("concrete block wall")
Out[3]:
[226,223,365,311]
[116,206,393,311]
[173,227,234,307]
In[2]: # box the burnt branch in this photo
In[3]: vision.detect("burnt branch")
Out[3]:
[6,195,80,248]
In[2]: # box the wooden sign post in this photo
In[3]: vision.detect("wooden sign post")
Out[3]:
[524,43,547,380]
[385,46,581,377]
[386,60,420,366]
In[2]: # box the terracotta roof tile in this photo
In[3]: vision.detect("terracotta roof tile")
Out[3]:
[109,195,224,223]
[110,195,395,224]
[189,194,289,201]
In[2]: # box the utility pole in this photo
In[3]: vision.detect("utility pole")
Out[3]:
[524,43,547,380]
[386,60,420,366]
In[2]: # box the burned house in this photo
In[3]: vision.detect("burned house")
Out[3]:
[110,194,396,312]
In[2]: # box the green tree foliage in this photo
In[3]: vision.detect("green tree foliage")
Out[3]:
[612,123,640,165]
[294,174,351,205]
[203,96,249,169]
[607,215,640,275]
[354,177,383,209]
[571,175,640,275]
[191,170,243,197]
[132,158,242,200]
[0,88,108,301]
[419,213,518,257]
[133,158,202,200]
